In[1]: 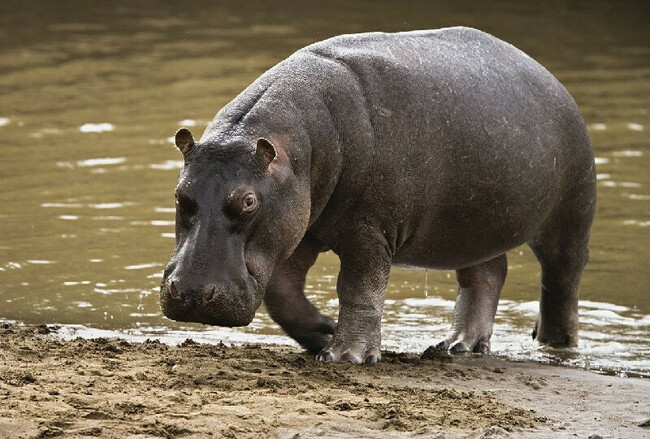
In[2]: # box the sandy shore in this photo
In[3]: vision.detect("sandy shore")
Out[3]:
[0,324,648,438]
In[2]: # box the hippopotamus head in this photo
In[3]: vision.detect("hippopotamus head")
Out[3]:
[160,128,310,327]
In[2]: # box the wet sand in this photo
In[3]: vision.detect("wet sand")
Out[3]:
[0,324,648,438]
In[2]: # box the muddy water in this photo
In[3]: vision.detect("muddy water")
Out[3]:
[1,1,648,376]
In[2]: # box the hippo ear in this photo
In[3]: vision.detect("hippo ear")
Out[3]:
[255,138,277,170]
[175,128,195,155]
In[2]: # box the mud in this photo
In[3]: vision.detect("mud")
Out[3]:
[0,324,648,438]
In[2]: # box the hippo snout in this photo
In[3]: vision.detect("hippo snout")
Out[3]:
[165,280,217,304]
[160,277,259,327]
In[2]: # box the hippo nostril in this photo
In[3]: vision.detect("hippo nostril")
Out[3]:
[169,280,180,299]
[203,285,216,303]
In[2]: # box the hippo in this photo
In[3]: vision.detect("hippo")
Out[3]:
[160,27,596,364]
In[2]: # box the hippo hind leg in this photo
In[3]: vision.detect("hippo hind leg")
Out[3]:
[435,253,508,354]
[528,196,594,347]
[263,234,336,354]
[528,235,589,347]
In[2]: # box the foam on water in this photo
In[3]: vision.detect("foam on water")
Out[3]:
[622,219,650,227]
[588,123,607,131]
[150,220,175,226]
[73,302,93,308]
[579,301,630,312]
[400,297,456,308]
[42,203,83,208]
[89,203,126,209]
[626,123,644,131]
[124,263,162,270]
[150,160,183,170]
[93,287,143,295]
[79,123,115,133]
[154,207,176,213]
[63,281,92,286]
[77,157,126,167]
[612,150,643,157]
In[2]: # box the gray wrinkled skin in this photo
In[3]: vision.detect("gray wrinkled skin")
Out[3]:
[160,27,596,364]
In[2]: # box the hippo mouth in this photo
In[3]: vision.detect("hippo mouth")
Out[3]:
[159,281,261,327]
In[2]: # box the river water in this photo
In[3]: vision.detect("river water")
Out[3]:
[1,1,648,377]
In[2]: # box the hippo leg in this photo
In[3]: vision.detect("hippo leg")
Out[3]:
[435,254,508,354]
[317,226,390,364]
[527,172,595,347]
[529,240,588,347]
[529,219,591,347]
[263,234,336,354]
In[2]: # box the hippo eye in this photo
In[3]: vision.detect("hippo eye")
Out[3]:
[242,193,258,213]
[226,188,259,219]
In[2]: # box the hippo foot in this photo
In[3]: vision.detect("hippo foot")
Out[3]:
[316,338,381,364]
[291,315,337,355]
[532,319,578,347]
[434,334,491,355]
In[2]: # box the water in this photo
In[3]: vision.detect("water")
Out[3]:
[1,0,648,377]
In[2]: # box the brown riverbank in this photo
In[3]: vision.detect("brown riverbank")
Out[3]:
[0,324,648,438]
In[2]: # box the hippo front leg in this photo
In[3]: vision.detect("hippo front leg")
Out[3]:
[317,227,391,364]
[264,234,336,354]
